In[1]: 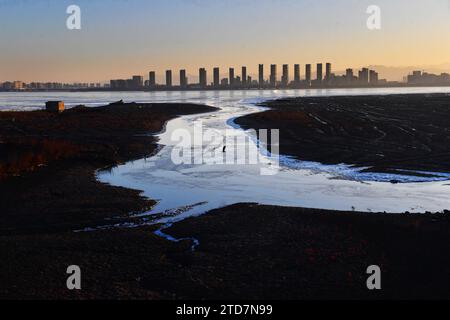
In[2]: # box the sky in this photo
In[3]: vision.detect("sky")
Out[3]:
[1,0,450,82]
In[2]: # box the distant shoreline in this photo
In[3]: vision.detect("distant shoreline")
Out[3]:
[2,83,450,93]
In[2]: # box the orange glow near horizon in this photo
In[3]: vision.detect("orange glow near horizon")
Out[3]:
[1,0,450,83]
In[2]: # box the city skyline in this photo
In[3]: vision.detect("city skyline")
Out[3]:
[1,0,450,82]
[4,62,450,91]
[109,63,385,89]
[3,63,450,85]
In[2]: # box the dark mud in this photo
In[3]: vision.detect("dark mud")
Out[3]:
[2,204,450,299]
[235,94,450,175]
[2,97,450,300]
[0,102,217,234]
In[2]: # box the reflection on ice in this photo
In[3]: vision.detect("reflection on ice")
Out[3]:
[96,89,450,223]
[279,157,450,183]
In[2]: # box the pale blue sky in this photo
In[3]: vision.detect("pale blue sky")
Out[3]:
[1,0,449,82]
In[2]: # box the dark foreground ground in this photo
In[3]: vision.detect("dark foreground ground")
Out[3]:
[0,102,216,233]
[2,204,450,299]
[235,94,450,175]
[1,95,450,300]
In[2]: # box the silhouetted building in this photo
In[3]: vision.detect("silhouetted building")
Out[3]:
[408,71,423,84]
[199,68,207,88]
[294,64,300,83]
[213,68,220,87]
[359,68,369,84]
[282,64,289,87]
[407,71,450,85]
[166,70,173,87]
[305,64,312,85]
[149,72,156,87]
[242,66,247,86]
[119,79,127,89]
[126,79,134,88]
[180,70,188,88]
[345,68,354,84]
[325,63,332,82]
[116,79,127,89]
[440,73,450,83]
[369,70,379,85]
[346,68,353,79]
[10,81,24,90]
[1,81,12,90]
[316,63,323,83]
[270,64,277,87]
[132,76,144,88]
[259,64,264,87]
[229,68,235,86]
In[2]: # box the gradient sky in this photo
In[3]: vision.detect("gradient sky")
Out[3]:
[1,0,450,82]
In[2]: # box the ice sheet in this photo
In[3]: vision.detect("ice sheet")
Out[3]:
[93,89,450,223]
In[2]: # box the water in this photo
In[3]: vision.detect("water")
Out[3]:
[3,88,450,223]
[2,87,450,111]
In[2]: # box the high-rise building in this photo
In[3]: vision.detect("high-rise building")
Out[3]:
[294,64,300,83]
[325,63,332,82]
[132,75,144,88]
[242,66,247,86]
[258,64,264,87]
[114,79,126,89]
[180,70,188,88]
[407,71,450,85]
[359,68,369,84]
[213,68,220,87]
[369,70,379,85]
[408,71,422,84]
[12,81,24,90]
[126,79,134,88]
[316,63,323,83]
[229,68,235,87]
[345,68,354,83]
[149,72,156,87]
[270,64,277,87]
[305,64,312,84]
[199,68,207,87]
[166,70,173,87]
[282,64,289,87]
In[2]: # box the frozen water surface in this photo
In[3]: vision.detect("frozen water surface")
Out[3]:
[3,88,450,223]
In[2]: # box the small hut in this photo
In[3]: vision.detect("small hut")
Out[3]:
[46,101,65,113]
